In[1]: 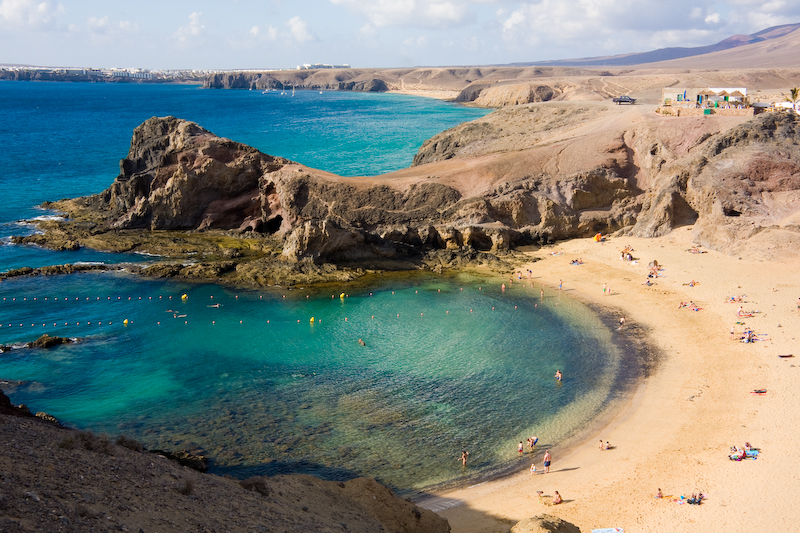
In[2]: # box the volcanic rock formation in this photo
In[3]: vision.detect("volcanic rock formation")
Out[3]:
[28,104,800,278]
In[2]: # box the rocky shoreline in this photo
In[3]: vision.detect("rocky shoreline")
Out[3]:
[11,103,800,290]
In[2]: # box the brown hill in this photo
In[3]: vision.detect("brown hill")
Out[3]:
[642,25,800,69]
[523,23,800,68]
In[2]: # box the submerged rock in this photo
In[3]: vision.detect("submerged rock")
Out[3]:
[27,334,74,349]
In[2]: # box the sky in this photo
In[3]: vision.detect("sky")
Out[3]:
[1,0,799,70]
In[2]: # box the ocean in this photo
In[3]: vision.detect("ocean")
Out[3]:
[0,81,632,494]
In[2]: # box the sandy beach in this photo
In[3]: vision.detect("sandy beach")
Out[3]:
[420,228,799,532]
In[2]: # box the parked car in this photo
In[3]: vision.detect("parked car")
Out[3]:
[612,95,636,105]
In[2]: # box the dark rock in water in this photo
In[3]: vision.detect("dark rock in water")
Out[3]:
[150,449,209,472]
[27,334,73,349]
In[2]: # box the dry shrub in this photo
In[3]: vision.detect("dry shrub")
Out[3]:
[239,476,271,497]
[178,477,194,496]
[115,435,144,452]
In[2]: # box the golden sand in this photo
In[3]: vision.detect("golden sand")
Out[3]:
[422,227,799,532]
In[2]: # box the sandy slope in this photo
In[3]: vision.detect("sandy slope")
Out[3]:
[419,228,799,532]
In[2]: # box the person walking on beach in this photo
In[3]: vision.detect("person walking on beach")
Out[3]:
[603,283,607,296]
[619,316,625,329]
[559,280,563,292]
[543,450,552,473]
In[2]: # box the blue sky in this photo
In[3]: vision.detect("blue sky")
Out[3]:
[1,0,798,70]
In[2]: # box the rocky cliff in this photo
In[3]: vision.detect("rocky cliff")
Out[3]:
[21,104,800,287]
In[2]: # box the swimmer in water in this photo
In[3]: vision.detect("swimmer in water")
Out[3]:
[555,369,562,382]
[358,338,366,346]
[460,450,469,466]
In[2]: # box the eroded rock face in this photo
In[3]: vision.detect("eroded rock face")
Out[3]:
[35,108,800,269]
[98,116,289,231]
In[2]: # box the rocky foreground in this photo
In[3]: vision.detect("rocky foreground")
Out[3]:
[12,101,800,288]
[0,389,452,533]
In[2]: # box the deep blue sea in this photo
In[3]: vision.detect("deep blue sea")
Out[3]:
[0,81,629,493]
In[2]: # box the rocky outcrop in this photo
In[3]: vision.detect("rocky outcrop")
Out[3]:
[511,514,581,533]
[204,71,390,92]
[22,105,800,283]
[629,111,800,256]
[0,401,450,533]
[27,334,74,349]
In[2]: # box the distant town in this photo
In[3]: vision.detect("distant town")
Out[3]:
[0,63,352,83]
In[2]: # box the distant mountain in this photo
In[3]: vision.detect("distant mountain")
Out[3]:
[514,23,800,68]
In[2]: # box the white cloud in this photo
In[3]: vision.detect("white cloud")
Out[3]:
[287,15,313,43]
[360,22,377,39]
[0,0,64,29]
[705,12,720,24]
[87,15,139,36]
[175,11,205,44]
[402,35,428,47]
[249,24,278,41]
[330,0,473,29]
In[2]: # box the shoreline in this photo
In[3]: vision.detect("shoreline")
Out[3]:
[410,260,656,502]
[420,229,800,532]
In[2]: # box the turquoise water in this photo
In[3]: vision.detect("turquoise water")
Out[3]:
[0,81,631,493]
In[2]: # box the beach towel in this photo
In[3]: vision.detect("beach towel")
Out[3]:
[592,529,624,533]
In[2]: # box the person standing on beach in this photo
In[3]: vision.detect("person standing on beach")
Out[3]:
[518,441,524,454]
[603,283,607,296]
[559,280,563,292]
[619,316,625,329]
[543,450,552,473]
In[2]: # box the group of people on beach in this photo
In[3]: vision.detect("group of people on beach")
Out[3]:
[620,245,634,262]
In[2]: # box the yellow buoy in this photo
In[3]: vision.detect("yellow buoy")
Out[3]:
[123,319,129,326]
[181,294,188,300]
[340,293,345,299]
[310,317,315,323]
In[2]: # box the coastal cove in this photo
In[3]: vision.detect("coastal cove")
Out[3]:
[0,270,640,494]
[0,81,638,496]
[3,74,799,533]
